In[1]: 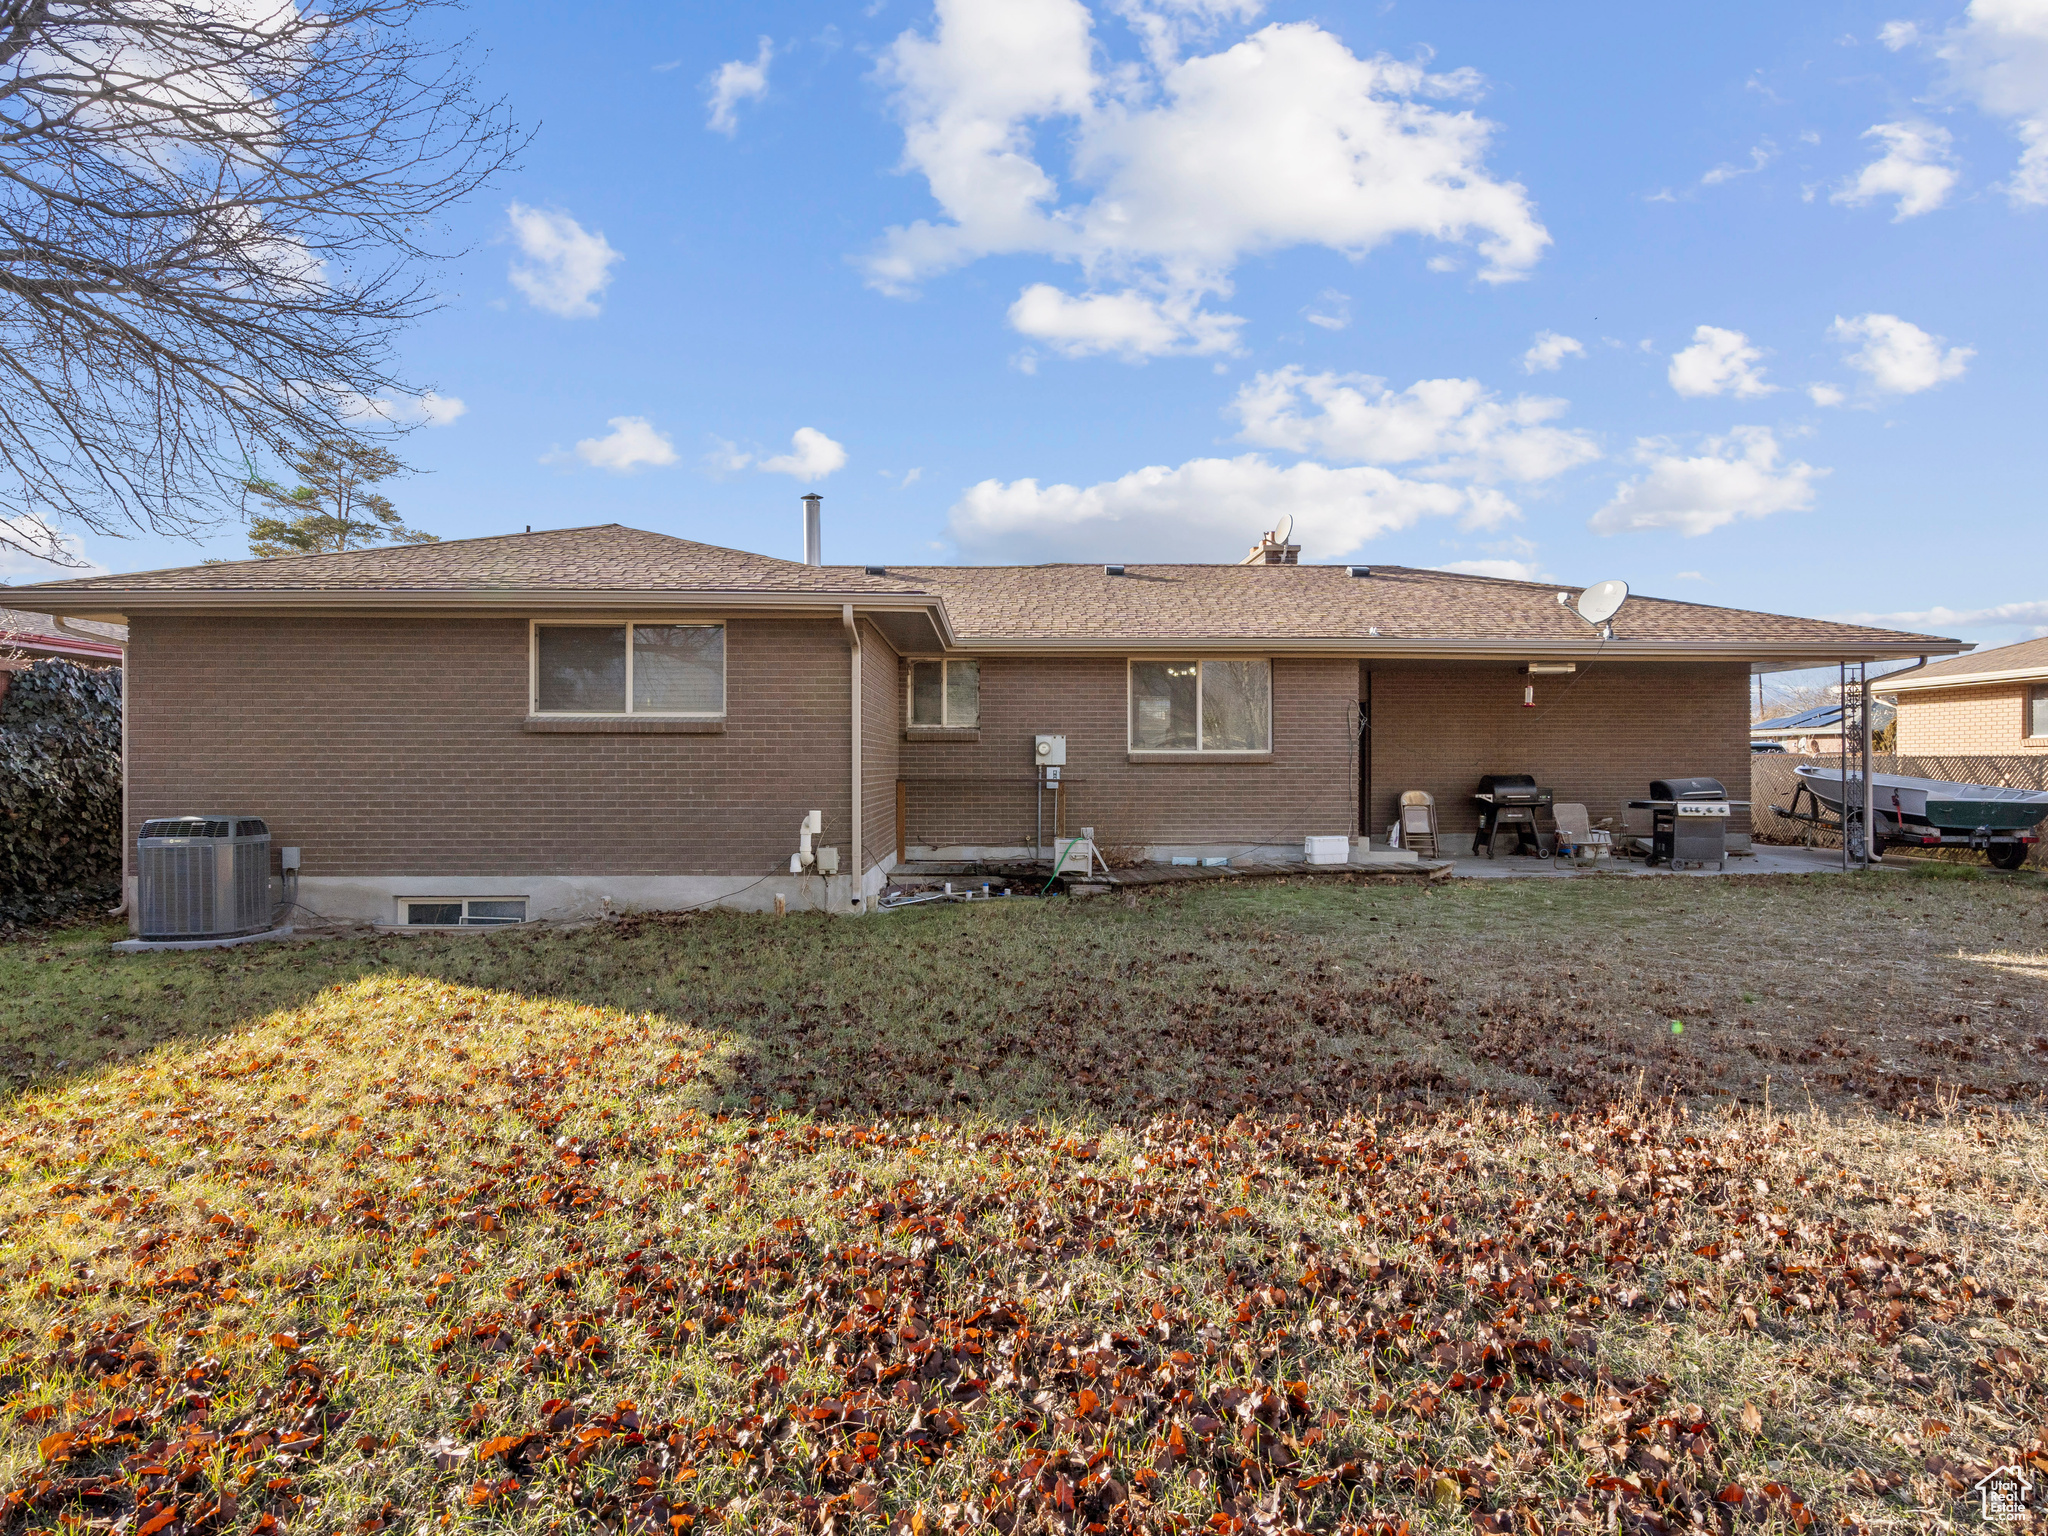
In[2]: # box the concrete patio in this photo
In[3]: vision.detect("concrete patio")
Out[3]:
[1446,844,1899,878]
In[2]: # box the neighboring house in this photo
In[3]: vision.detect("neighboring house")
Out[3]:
[1875,637,2048,756]
[10,522,1962,926]
[1750,698,1895,755]
[0,605,125,700]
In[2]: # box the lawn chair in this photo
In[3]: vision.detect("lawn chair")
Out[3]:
[1397,790,1439,859]
[1550,802,1613,868]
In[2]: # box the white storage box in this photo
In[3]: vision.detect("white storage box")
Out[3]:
[1304,835,1351,865]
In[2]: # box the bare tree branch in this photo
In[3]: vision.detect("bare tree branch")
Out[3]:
[0,0,523,567]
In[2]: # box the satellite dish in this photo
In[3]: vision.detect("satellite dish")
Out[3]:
[1271,512,1294,546]
[1575,579,1628,627]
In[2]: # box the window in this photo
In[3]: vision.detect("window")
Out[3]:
[532,622,723,716]
[1129,659,1271,753]
[909,659,979,727]
[405,898,527,927]
[2030,684,2048,739]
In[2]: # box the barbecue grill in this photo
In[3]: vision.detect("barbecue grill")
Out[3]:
[1627,776,1750,870]
[1473,773,1555,858]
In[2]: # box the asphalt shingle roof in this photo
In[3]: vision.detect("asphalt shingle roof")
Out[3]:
[886,562,1951,647]
[8,524,1958,651]
[1876,636,2048,686]
[15,525,920,596]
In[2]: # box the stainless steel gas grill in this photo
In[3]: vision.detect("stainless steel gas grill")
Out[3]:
[1628,777,1750,870]
[1473,774,1555,858]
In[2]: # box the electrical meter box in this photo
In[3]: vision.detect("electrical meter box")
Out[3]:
[1034,734,1067,767]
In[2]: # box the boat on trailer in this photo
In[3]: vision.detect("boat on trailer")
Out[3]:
[1783,763,2048,869]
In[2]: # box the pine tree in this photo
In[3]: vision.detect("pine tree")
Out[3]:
[244,442,438,557]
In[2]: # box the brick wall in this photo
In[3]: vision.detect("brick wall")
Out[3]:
[895,656,1357,851]
[1894,683,2048,755]
[859,622,900,870]
[126,614,853,876]
[1367,660,1753,838]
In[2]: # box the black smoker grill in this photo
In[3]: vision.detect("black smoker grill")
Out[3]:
[1628,776,1750,870]
[1473,774,1555,858]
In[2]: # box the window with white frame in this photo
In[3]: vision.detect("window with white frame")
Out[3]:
[909,659,979,727]
[531,622,724,716]
[1129,659,1271,752]
[405,898,527,927]
[2030,683,2047,739]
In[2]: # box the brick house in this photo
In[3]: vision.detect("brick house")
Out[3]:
[12,523,1961,926]
[1875,638,2048,757]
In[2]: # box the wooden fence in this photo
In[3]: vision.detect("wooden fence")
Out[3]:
[1751,753,2048,867]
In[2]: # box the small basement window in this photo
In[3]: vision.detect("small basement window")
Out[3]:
[405,898,527,927]
[1129,659,1271,752]
[909,659,979,727]
[532,621,724,717]
[2030,683,2048,739]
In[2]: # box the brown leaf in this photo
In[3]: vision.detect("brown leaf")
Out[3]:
[1740,1402,1762,1435]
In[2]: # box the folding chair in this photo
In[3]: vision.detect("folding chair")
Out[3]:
[1397,790,1439,859]
[1550,802,1613,868]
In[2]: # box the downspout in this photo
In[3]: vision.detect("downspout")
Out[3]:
[842,604,863,910]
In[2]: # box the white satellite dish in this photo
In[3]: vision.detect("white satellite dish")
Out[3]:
[1575,579,1628,627]
[1271,512,1294,546]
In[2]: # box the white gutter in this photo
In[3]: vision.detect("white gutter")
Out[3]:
[842,604,862,910]
[1878,663,2048,693]
[16,590,1959,664]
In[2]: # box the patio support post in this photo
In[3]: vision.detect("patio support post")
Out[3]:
[1861,668,1874,871]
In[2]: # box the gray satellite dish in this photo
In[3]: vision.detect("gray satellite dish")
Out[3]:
[1575,579,1628,627]
[1271,512,1294,546]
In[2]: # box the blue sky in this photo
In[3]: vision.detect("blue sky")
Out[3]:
[15,0,2048,657]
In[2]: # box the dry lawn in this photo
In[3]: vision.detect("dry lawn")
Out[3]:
[0,869,2044,1536]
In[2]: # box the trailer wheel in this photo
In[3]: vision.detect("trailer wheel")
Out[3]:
[1988,843,2028,871]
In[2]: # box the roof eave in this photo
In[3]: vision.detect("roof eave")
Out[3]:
[949,635,1967,661]
[14,585,943,618]
[1878,663,2048,693]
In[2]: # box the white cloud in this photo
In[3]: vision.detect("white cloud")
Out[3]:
[1520,330,1585,373]
[870,2,1549,357]
[507,204,623,318]
[707,37,774,136]
[339,389,467,428]
[1673,570,1706,581]
[1007,283,1242,357]
[0,516,104,575]
[1303,288,1351,331]
[1434,557,1548,581]
[571,417,678,473]
[1832,121,1958,218]
[1833,596,2048,638]
[1232,366,1599,485]
[1701,139,1777,185]
[1807,382,1846,407]
[1667,325,1776,399]
[947,453,1513,563]
[1590,427,1825,537]
[1905,0,2048,205]
[758,427,848,481]
[1828,312,1974,393]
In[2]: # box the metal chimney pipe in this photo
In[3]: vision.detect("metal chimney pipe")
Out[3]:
[802,494,822,566]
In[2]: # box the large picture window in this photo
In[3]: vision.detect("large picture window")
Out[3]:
[909,659,979,727]
[2030,683,2047,739]
[532,622,724,717]
[1129,659,1271,753]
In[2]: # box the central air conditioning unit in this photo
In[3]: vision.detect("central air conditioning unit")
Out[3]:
[137,817,273,940]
